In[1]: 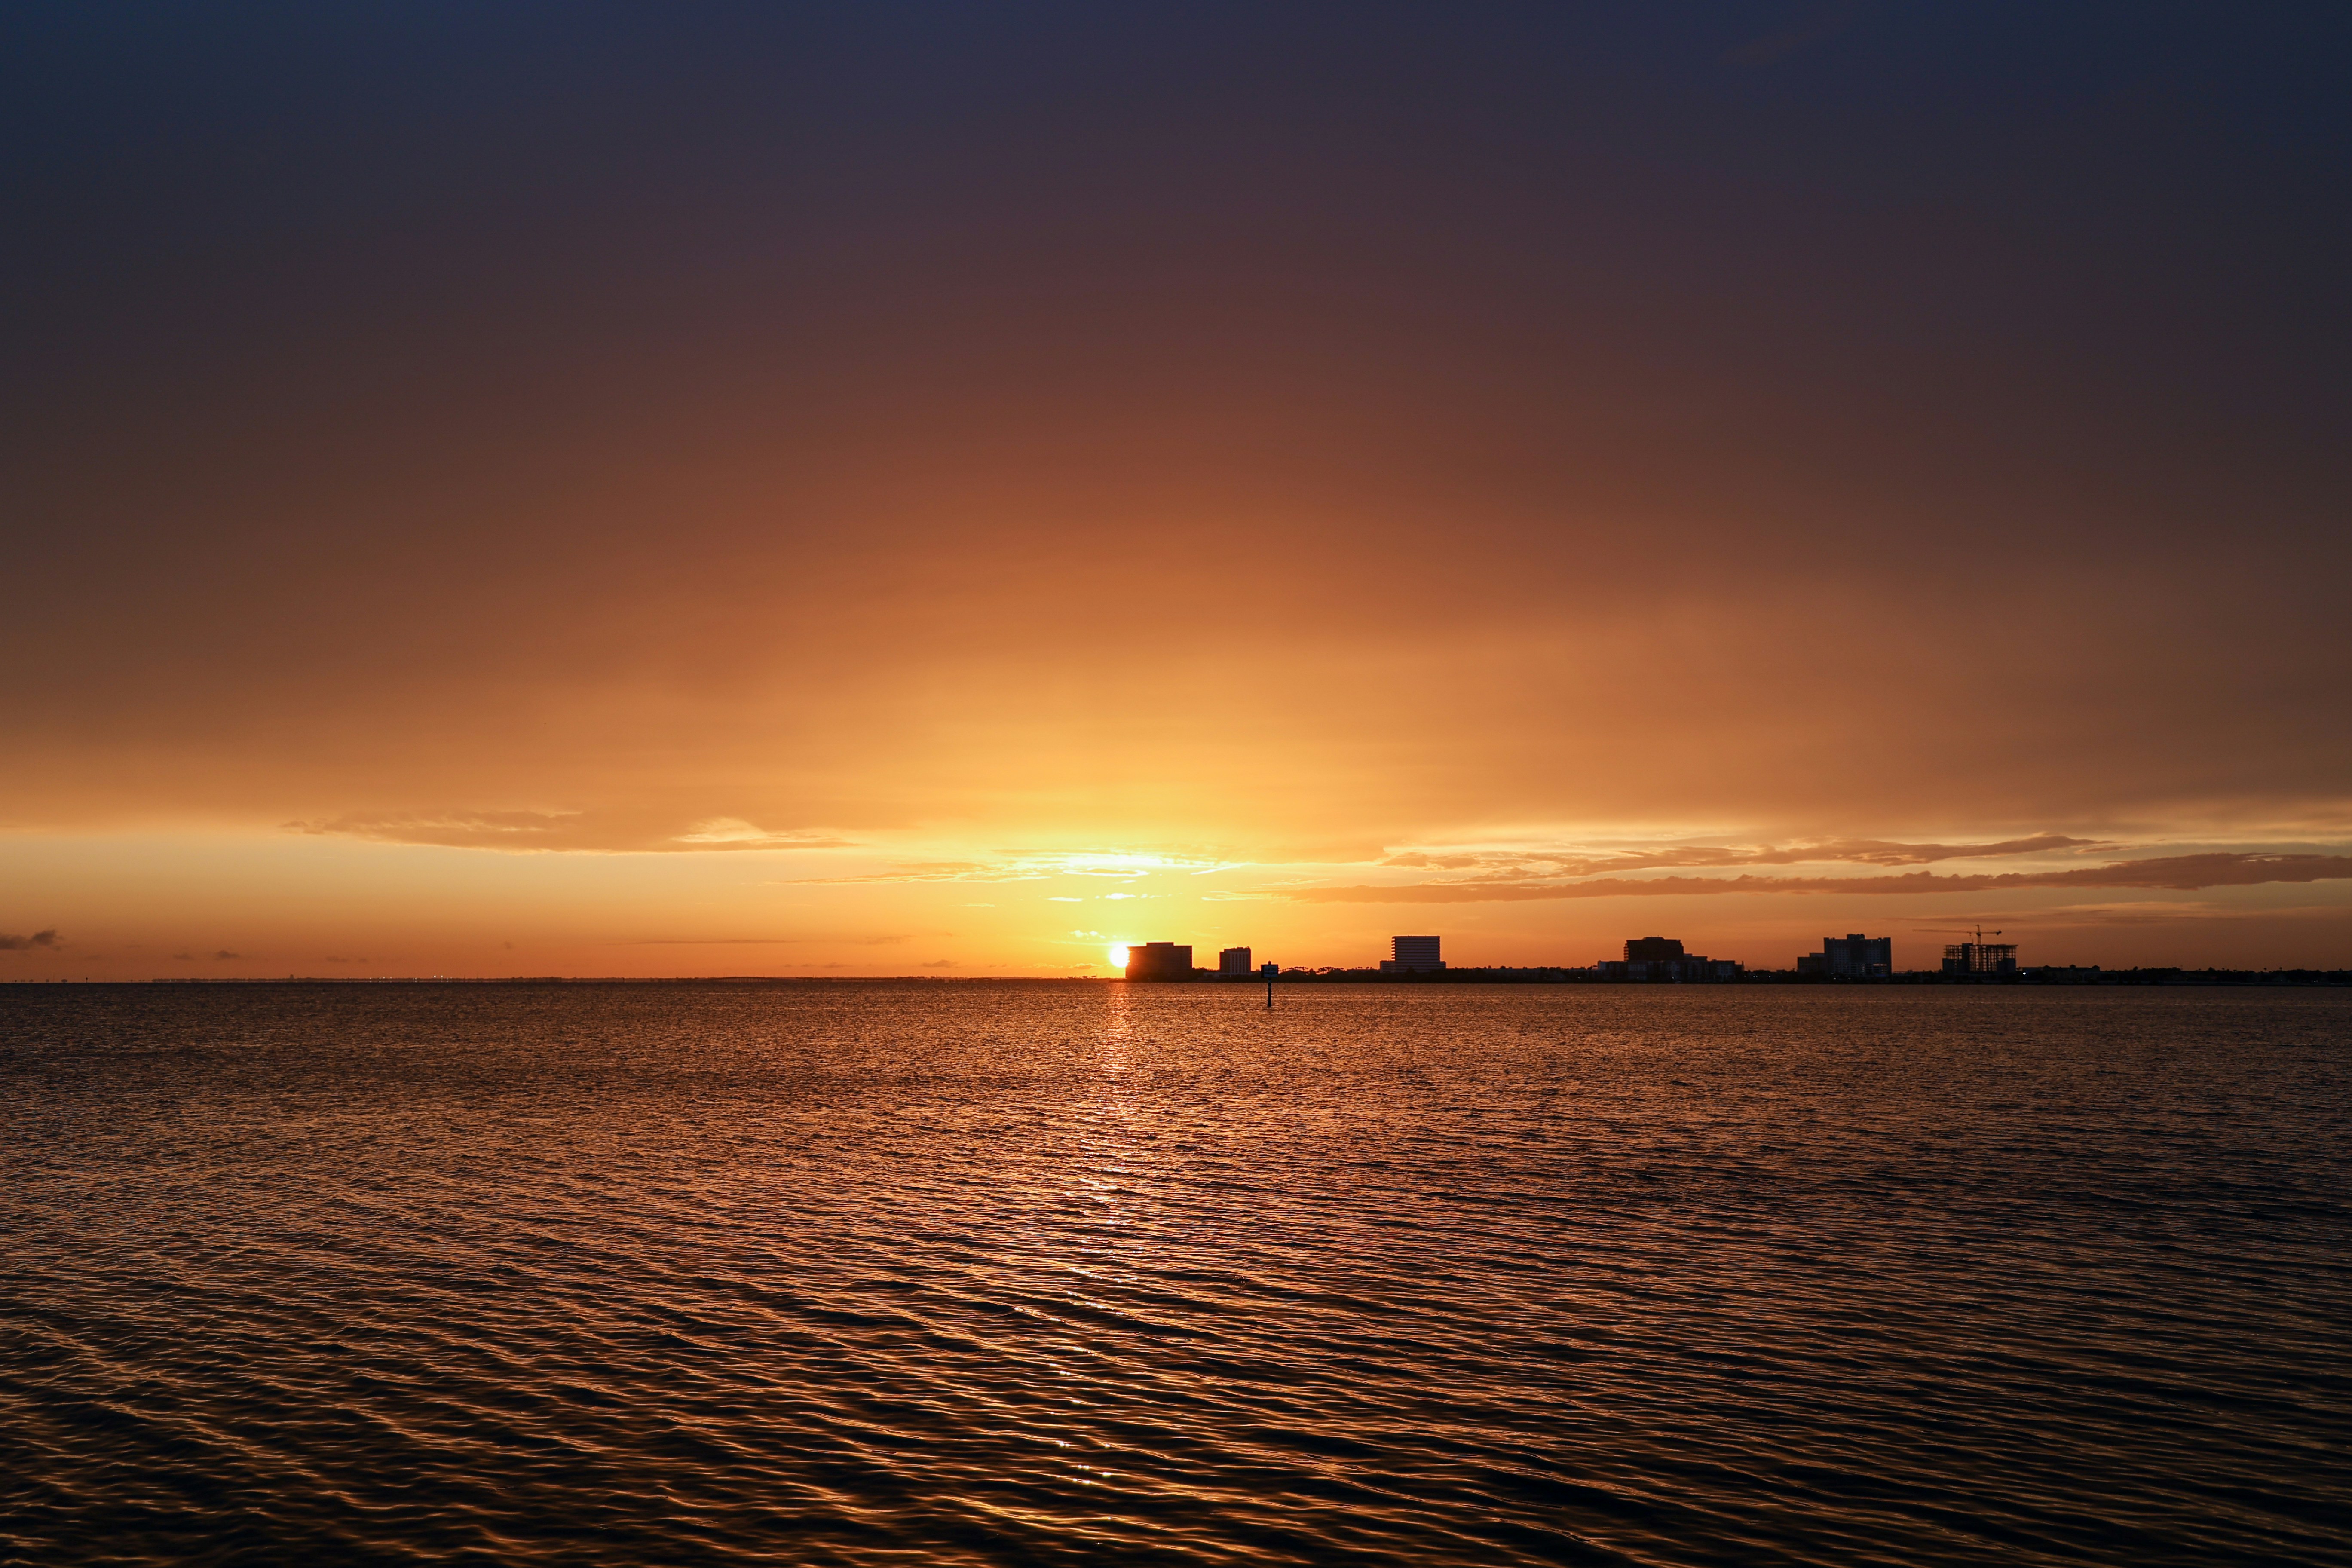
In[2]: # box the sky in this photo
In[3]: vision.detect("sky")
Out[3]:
[4,1,2349,978]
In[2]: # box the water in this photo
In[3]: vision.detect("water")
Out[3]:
[2,982,2346,1566]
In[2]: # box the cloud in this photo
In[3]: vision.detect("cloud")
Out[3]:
[1376,834,2108,882]
[669,818,855,849]
[289,810,851,854]
[798,850,1233,887]
[0,929,61,951]
[290,809,584,847]
[170,949,243,960]
[627,934,910,946]
[802,861,1049,885]
[1291,853,2352,903]
[1695,835,2107,869]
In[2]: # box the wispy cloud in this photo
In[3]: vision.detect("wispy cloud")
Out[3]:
[1376,834,2107,880]
[797,850,1234,886]
[802,861,1051,885]
[291,809,585,847]
[1292,853,2352,903]
[0,929,61,951]
[289,810,852,854]
[625,934,912,946]
[669,818,855,849]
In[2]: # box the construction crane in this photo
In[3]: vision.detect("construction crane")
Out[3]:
[1914,925,2005,942]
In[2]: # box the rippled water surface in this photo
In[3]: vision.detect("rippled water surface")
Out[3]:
[3,982,2347,1566]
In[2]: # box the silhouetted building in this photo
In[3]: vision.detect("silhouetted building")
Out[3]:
[1381,935,1444,973]
[1599,936,1739,980]
[1124,942,1194,981]
[1219,946,1252,975]
[1798,934,1893,978]
[1943,941,2018,975]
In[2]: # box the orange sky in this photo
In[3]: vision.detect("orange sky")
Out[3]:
[4,5,2348,977]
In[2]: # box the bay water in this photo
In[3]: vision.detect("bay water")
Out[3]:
[3,982,2345,1565]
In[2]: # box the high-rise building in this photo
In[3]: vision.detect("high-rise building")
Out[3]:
[1123,942,1194,981]
[1798,934,1893,977]
[1219,946,1252,975]
[1943,941,2018,974]
[1624,937,1685,962]
[1381,935,1444,973]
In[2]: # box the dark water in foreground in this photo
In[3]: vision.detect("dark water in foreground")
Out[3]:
[2,983,2346,1566]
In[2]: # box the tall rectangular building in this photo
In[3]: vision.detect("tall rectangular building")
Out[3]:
[1802,934,1893,977]
[1381,935,1444,973]
[1219,946,1251,975]
[1124,942,1194,981]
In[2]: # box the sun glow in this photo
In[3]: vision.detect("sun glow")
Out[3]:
[1107,944,1128,969]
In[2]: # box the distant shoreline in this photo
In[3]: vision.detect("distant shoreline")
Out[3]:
[9,970,2349,989]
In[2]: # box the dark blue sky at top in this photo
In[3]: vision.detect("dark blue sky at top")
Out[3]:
[5,3,2349,572]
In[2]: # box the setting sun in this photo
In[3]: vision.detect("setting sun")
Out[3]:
[1107,945,1128,970]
